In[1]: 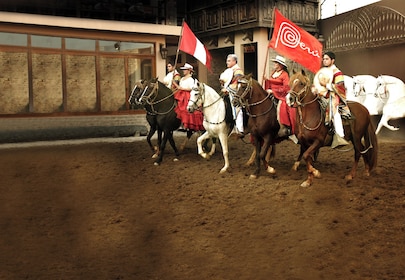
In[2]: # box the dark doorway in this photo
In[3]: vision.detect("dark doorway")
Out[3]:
[243,43,257,79]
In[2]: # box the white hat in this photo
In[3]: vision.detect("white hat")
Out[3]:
[271,55,287,67]
[180,63,194,71]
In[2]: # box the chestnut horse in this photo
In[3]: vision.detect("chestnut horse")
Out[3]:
[286,70,378,187]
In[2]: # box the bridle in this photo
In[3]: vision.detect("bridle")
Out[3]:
[189,82,226,125]
[234,77,274,117]
[375,75,390,101]
[288,76,323,131]
[138,80,176,115]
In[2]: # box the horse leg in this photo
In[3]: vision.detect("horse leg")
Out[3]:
[218,133,230,173]
[249,138,262,179]
[376,114,399,134]
[246,146,256,166]
[246,144,272,166]
[154,131,169,165]
[260,138,276,174]
[179,130,193,152]
[345,138,363,181]
[147,126,159,158]
[167,131,180,161]
[292,145,304,171]
[208,137,216,157]
[301,144,322,187]
[197,132,211,159]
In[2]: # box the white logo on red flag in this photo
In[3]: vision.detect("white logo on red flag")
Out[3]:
[269,8,323,73]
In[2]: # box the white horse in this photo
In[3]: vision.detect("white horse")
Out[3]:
[375,75,405,134]
[344,75,360,103]
[187,80,233,173]
[352,75,381,115]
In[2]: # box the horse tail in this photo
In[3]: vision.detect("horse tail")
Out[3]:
[364,121,378,172]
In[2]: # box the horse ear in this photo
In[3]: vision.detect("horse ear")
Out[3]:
[301,69,306,76]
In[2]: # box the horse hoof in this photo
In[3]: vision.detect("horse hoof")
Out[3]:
[249,174,257,179]
[345,174,353,181]
[152,154,158,159]
[154,162,160,166]
[313,170,321,178]
[300,181,311,188]
[266,167,276,174]
[219,168,228,174]
[199,153,209,159]
[292,162,300,171]
[173,158,179,162]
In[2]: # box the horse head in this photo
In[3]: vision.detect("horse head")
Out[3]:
[375,75,405,101]
[187,79,203,113]
[233,73,253,107]
[128,79,147,106]
[352,75,377,98]
[136,77,162,105]
[287,69,312,107]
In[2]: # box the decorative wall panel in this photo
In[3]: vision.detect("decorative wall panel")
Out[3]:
[32,53,63,113]
[326,6,405,51]
[100,57,125,111]
[239,1,257,24]
[222,5,237,27]
[0,52,28,114]
[66,55,96,112]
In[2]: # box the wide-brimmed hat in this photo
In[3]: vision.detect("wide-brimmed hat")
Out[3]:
[180,63,194,71]
[271,55,287,67]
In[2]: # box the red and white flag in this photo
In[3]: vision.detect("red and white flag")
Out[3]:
[269,8,322,73]
[179,21,212,70]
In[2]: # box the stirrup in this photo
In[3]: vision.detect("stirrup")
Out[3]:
[331,134,349,149]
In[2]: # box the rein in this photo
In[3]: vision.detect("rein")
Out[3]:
[142,82,176,115]
[193,83,226,125]
[236,78,274,118]
[289,79,323,131]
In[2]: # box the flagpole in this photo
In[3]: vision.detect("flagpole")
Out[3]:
[261,7,276,87]
[170,18,185,90]
[174,18,185,70]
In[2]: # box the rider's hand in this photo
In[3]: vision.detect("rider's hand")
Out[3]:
[221,88,228,95]
[266,89,273,94]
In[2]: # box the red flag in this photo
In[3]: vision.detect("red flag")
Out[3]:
[179,22,212,70]
[269,8,322,73]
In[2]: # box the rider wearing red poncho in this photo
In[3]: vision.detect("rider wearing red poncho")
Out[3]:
[174,63,204,132]
[264,55,297,139]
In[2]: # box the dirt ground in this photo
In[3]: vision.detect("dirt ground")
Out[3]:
[1,133,405,280]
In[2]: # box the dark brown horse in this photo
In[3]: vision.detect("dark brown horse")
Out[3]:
[286,70,378,187]
[129,77,182,165]
[233,74,281,178]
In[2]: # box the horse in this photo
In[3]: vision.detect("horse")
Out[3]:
[345,75,365,104]
[375,75,405,134]
[128,79,162,159]
[129,77,182,165]
[353,75,382,115]
[232,74,283,178]
[286,70,378,187]
[187,80,233,173]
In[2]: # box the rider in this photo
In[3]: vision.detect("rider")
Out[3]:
[163,61,181,91]
[174,63,204,132]
[219,54,245,138]
[316,51,351,147]
[264,55,298,144]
